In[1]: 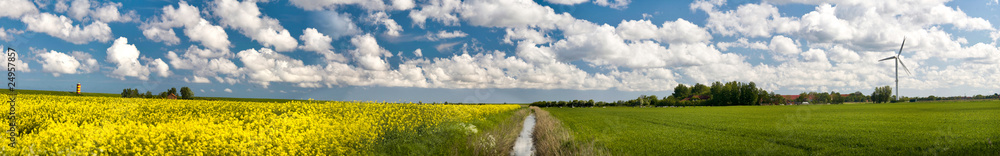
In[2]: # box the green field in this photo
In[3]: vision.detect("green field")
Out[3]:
[544,101,1000,155]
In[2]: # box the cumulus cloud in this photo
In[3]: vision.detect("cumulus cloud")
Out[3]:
[105,37,169,80]
[0,48,30,72]
[62,0,136,23]
[615,18,712,44]
[185,75,211,83]
[106,37,150,80]
[20,13,112,44]
[366,11,403,36]
[503,28,550,44]
[427,30,468,41]
[166,46,240,79]
[413,49,423,57]
[37,50,79,76]
[768,35,799,55]
[141,27,180,45]
[311,11,361,39]
[458,0,576,29]
[298,28,347,62]
[408,0,462,27]
[224,88,232,93]
[349,34,393,71]
[185,19,231,52]
[143,1,231,52]
[36,50,98,76]
[0,0,38,18]
[716,38,768,51]
[545,0,588,5]
[237,48,324,88]
[212,0,298,52]
[594,0,631,9]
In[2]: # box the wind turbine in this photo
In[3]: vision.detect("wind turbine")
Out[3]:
[879,38,911,101]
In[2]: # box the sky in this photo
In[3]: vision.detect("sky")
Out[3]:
[0,0,999,103]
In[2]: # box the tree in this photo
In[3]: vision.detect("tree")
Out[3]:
[872,86,892,103]
[692,83,710,96]
[672,84,691,100]
[795,92,808,103]
[169,87,178,96]
[180,87,193,99]
[830,91,844,104]
[130,89,139,98]
[145,91,153,98]
[816,92,830,104]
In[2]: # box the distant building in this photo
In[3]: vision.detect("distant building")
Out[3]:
[681,95,710,101]
[166,93,178,99]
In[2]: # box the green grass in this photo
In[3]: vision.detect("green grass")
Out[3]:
[544,101,1000,155]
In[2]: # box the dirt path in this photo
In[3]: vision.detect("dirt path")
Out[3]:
[511,113,536,156]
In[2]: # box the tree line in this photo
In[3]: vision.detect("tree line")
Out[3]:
[122,87,194,99]
[531,83,996,108]
[531,81,791,107]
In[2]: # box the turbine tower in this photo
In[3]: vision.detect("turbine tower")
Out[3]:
[879,38,911,101]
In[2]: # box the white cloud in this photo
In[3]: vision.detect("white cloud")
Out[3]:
[185,75,211,83]
[286,0,412,10]
[237,48,324,88]
[149,58,170,77]
[298,28,347,62]
[185,19,231,52]
[37,50,80,77]
[1,0,37,18]
[693,2,799,37]
[458,0,576,29]
[166,46,240,78]
[224,88,232,93]
[427,30,468,41]
[288,0,386,11]
[36,50,98,76]
[349,34,393,71]
[391,0,416,10]
[716,38,768,51]
[544,0,588,5]
[413,49,423,57]
[615,18,712,44]
[366,11,403,37]
[70,51,99,73]
[20,13,112,44]
[503,28,550,44]
[312,11,362,39]
[769,35,800,55]
[827,45,861,63]
[299,28,334,52]
[1,48,30,72]
[212,0,298,52]
[142,27,180,45]
[594,0,631,9]
[143,1,231,51]
[68,0,135,23]
[408,0,462,27]
[106,37,150,80]
[0,28,24,41]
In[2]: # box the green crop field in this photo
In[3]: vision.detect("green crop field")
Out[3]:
[544,101,1000,155]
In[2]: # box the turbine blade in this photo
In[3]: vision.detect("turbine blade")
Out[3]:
[879,56,896,61]
[898,38,906,56]
[898,59,912,76]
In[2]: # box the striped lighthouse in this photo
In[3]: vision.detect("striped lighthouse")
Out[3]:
[76,83,81,94]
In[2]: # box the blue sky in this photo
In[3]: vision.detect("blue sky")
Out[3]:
[1,0,999,103]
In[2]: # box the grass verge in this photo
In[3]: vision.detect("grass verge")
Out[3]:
[532,106,606,156]
[369,107,531,155]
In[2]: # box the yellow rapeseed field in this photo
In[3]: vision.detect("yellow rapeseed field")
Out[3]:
[0,94,520,155]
